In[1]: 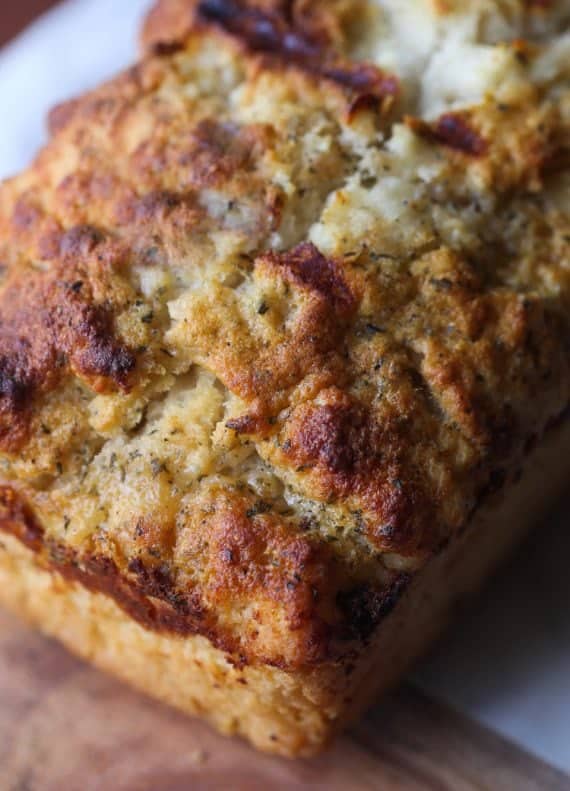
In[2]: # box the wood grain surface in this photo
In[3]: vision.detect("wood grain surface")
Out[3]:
[1,609,568,791]
[0,0,60,46]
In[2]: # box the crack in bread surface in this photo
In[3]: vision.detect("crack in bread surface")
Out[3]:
[0,0,569,668]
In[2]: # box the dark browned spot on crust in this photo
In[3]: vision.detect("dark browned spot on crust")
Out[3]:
[59,224,107,257]
[54,551,208,640]
[127,556,195,615]
[0,225,136,451]
[197,0,327,61]
[336,576,411,641]
[408,113,488,157]
[435,114,488,156]
[150,40,186,56]
[261,242,356,316]
[196,0,398,111]
[0,486,44,551]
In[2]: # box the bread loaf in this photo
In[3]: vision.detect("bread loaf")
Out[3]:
[0,0,568,755]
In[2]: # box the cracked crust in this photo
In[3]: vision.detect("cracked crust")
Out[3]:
[0,0,569,754]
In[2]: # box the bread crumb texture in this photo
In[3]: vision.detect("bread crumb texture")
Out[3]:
[0,0,568,670]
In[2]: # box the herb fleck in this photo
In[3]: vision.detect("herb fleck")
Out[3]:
[150,458,166,476]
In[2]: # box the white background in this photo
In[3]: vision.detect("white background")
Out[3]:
[0,0,568,772]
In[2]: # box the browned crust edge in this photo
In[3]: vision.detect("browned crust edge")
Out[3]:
[1,407,566,671]
[0,484,408,670]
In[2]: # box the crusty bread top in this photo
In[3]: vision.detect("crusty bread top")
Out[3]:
[0,0,568,669]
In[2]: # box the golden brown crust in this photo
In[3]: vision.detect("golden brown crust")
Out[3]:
[0,0,568,679]
[0,226,136,451]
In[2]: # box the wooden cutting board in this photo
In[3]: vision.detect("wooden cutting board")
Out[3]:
[1,609,568,791]
[0,0,61,46]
